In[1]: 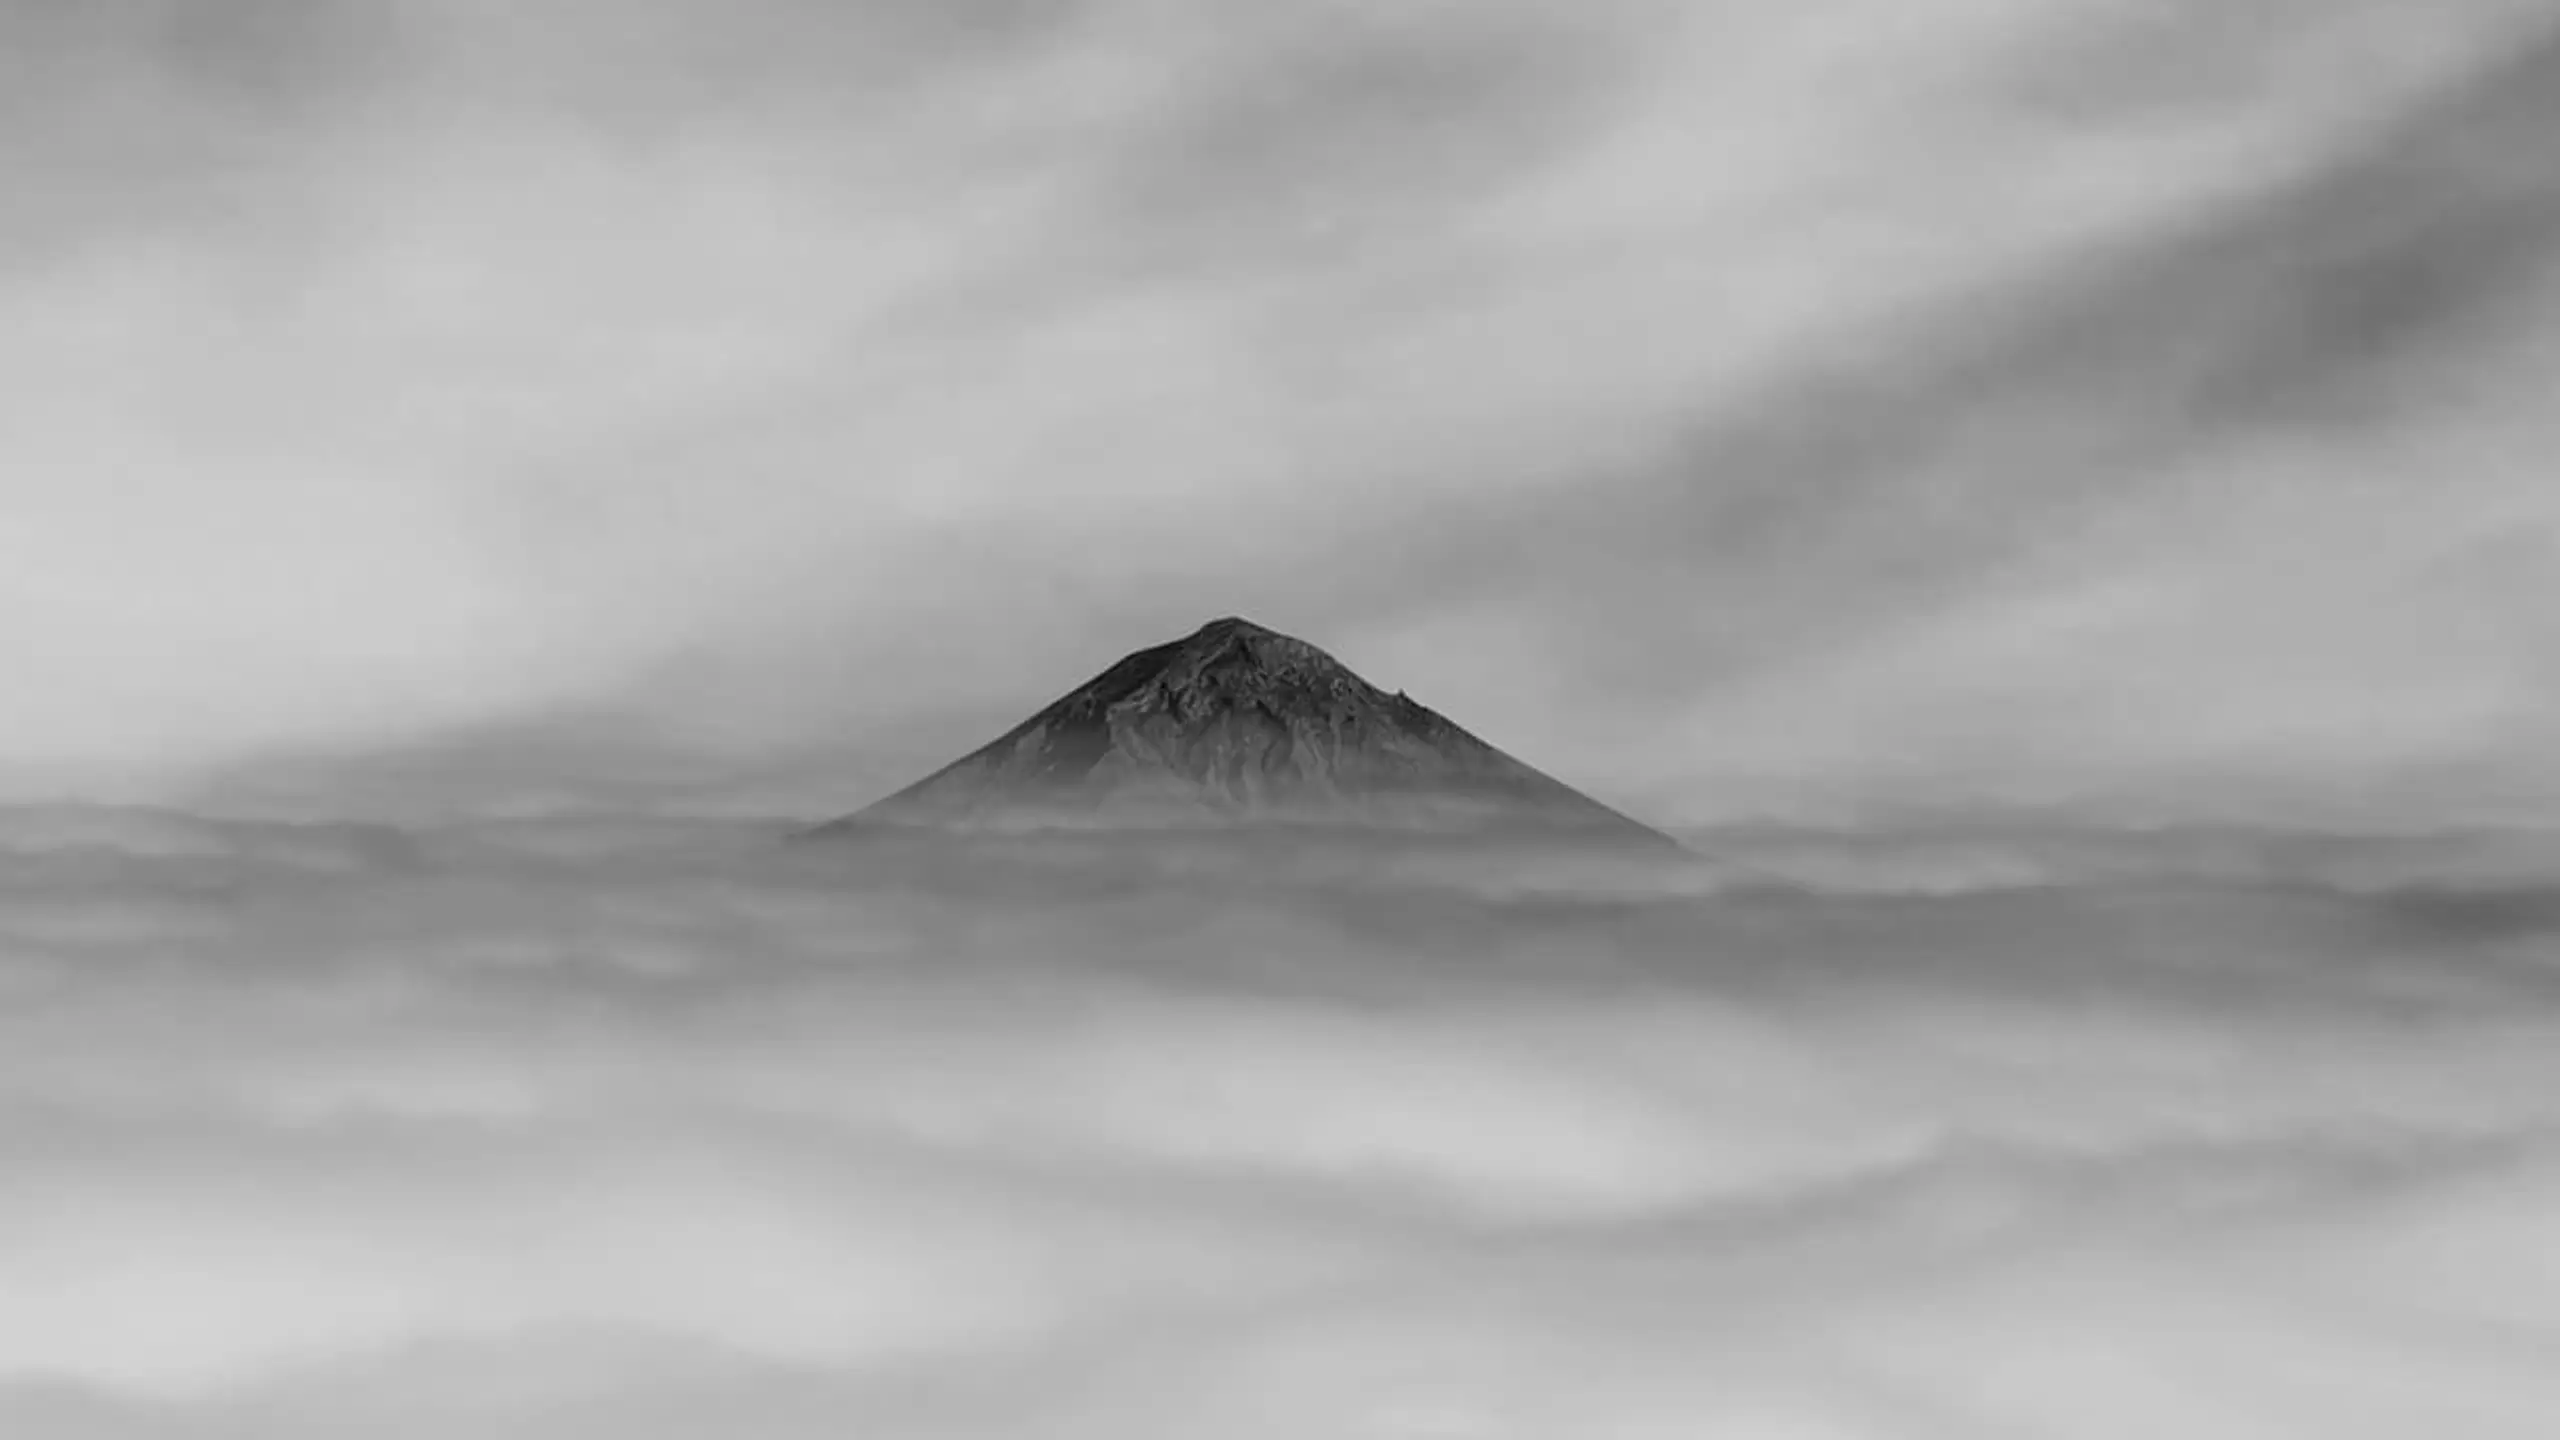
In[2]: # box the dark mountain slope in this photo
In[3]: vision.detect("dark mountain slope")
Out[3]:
[805,617,1675,849]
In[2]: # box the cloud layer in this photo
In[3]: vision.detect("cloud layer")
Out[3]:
[2,809,2560,1434]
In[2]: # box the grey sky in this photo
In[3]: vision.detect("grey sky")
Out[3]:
[6,0,2558,824]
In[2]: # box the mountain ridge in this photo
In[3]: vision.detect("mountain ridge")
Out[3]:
[805,617,1676,849]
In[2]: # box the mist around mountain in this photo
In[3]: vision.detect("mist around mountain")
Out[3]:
[1,801,2558,1436]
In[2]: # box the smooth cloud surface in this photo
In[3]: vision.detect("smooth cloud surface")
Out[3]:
[1,809,2559,1435]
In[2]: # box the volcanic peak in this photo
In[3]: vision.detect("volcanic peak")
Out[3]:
[812,615,1673,847]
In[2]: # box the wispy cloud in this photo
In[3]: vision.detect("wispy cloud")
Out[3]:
[4,0,2555,821]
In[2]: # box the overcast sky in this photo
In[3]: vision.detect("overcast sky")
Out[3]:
[7,0,2559,825]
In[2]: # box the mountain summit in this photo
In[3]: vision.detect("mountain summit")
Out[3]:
[807,616,1674,848]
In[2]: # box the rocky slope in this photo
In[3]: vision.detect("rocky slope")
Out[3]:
[805,617,1675,848]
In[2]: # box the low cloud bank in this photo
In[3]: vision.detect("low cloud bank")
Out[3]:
[0,808,2556,1435]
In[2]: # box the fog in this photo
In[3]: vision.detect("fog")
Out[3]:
[10,3,2560,1429]
[0,807,2551,1436]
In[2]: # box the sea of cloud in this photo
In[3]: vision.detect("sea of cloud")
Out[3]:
[0,807,2555,1436]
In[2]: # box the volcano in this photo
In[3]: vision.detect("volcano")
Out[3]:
[805,617,1675,850]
